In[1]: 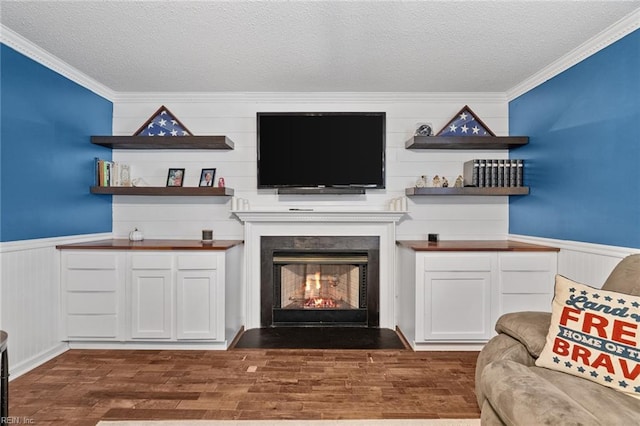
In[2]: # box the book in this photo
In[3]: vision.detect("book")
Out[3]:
[490,159,498,187]
[478,160,486,187]
[463,159,479,187]
[516,159,524,187]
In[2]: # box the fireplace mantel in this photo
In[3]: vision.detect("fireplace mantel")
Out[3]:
[233,210,406,223]
[234,209,406,329]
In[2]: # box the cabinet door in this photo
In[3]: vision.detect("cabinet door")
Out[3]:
[130,265,173,339]
[176,270,218,340]
[62,252,125,340]
[417,254,495,341]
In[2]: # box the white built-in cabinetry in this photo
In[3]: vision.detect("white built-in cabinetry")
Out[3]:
[62,252,126,339]
[59,240,243,349]
[396,240,558,350]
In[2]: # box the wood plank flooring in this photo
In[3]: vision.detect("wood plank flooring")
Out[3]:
[8,349,480,425]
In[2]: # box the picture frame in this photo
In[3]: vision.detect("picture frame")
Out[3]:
[199,168,217,187]
[166,168,185,187]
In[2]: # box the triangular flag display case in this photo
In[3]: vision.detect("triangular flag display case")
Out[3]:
[134,105,193,136]
[436,105,496,137]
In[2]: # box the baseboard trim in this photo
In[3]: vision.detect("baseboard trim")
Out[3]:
[9,343,69,380]
[67,341,229,350]
[412,343,485,352]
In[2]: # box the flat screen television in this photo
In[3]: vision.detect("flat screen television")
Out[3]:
[257,112,386,189]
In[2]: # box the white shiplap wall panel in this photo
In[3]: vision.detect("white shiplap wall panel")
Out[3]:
[112,94,511,240]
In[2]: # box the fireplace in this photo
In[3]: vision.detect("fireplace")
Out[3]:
[261,236,379,327]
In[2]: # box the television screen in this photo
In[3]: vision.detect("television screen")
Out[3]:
[257,112,386,189]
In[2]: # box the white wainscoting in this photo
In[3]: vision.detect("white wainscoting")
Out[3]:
[111,94,511,242]
[0,233,111,378]
[509,234,639,288]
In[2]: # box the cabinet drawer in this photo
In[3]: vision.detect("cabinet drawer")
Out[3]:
[67,269,118,291]
[67,253,117,270]
[67,315,118,338]
[423,255,492,272]
[501,271,554,294]
[500,254,553,271]
[131,254,173,270]
[177,254,218,270]
[67,292,116,314]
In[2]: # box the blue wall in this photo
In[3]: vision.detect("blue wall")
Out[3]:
[509,30,640,249]
[1,44,113,242]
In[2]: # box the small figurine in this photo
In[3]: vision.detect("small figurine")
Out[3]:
[415,175,427,188]
[454,175,464,187]
[432,175,442,188]
[442,176,449,188]
[217,177,225,188]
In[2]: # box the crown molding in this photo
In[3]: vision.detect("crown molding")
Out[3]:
[111,91,507,104]
[1,24,116,101]
[507,8,640,101]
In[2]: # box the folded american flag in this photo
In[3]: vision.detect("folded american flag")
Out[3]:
[437,105,495,137]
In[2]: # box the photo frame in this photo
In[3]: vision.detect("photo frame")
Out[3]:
[166,168,185,187]
[199,168,217,187]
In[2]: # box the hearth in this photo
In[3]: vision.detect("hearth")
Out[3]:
[261,236,379,327]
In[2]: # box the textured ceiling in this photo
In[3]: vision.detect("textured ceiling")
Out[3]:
[1,1,638,93]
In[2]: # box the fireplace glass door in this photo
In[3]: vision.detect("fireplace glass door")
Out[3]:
[272,252,368,326]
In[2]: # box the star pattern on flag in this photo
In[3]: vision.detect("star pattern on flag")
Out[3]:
[134,105,193,136]
[436,105,496,137]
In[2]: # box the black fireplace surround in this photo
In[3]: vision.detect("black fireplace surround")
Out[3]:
[261,236,380,327]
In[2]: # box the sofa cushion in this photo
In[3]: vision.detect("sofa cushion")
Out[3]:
[536,274,640,400]
[495,311,551,358]
[533,364,640,423]
[481,360,601,425]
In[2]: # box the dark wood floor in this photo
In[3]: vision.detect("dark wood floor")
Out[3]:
[8,349,480,425]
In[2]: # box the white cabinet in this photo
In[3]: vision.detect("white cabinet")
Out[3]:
[396,244,557,349]
[498,253,557,315]
[129,254,173,339]
[176,254,224,340]
[60,251,126,340]
[127,252,224,341]
[418,254,497,341]
[60,246,241,347]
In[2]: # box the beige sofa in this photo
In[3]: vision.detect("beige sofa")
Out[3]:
[476,254,640,425]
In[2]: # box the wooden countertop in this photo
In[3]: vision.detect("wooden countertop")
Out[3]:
[396,240,559,252]
[56,239,243,251]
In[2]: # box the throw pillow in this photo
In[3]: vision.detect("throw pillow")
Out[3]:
[536,275,640,400]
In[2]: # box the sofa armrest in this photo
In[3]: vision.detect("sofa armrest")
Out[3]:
[481,360,601,426]
[495,311,551,359]
[475,333,535,409]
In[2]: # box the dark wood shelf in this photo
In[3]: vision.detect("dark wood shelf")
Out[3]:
[405,136,528,150]
[405,187,529,196]
[91,135,234,150]
[90,186,234,196]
